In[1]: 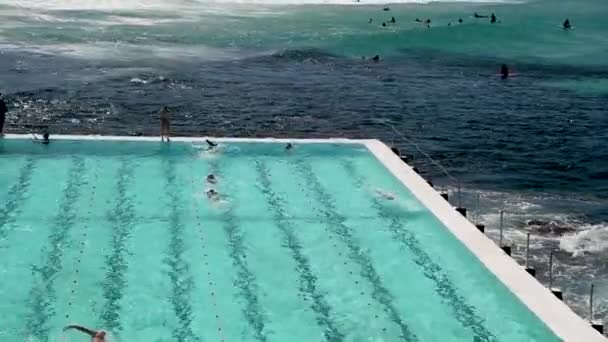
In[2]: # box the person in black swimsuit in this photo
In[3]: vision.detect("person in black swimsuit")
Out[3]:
[159,106,171,142]
[501,64,510,79]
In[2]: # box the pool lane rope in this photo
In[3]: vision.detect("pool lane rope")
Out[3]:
[209,160,268,342]
[65,163,97,323]
[341,159,497,341]
[163,160,198,341]
[254,160,345,341]
[292,159,419,342]
[24,157,85,339]
[189,162,226,342]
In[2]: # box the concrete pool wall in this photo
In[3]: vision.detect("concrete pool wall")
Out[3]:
[3,134,605,341]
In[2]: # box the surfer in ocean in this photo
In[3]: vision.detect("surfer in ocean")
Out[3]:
[501,64,509,79]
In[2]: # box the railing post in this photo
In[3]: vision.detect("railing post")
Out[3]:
[549,251,562,300]
[499,210,511,255]
[474,193,484,233]
[590,284,604,334]
[524,233,535,277]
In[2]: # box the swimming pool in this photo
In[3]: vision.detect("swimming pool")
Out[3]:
[0,137,600,341]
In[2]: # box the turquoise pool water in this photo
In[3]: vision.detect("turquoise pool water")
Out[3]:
[0,139,559,342]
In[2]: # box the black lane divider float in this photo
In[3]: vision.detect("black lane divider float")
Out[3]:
[294,159,419,342]
[211,160,268,342]
[189,164,226,342]
[0,158,35,240]
[255,160,345,342]
[163,160,198,342]
[24,157,85,340]
[65,162,97,322]
[99,161,135,333]
[342,160,498,342]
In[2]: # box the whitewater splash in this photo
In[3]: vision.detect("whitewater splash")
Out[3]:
[3,0,515,10]
[560,224,608,257]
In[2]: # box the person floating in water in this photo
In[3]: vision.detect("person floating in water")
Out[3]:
[0,93,7,137]
[474,12,489,18]
[206,139,218,149]
[383,6,390,11]
[159,106,171,142]
[372,55,380,62]
[285,142,293,151]
[382,22,386,27]
[500,64,509,79]
[458,18,463,23]
[206,174,217,184]
[390,16,396,23]
[490,13,497,23]
[375,189,396,201]
[63,325,106,342]
[425,18,431,28]
[368,18,373,24]
[563,18,571,29]
[415,18,422,23]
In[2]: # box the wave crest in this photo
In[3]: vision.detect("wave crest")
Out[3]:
[560,223,608,256]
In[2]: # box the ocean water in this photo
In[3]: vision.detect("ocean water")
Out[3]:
[0,139,562,341]
[0,0,607,329]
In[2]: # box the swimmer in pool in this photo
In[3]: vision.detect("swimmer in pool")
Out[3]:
[285,143,293,151]
[206,174,217,184]
[33,132,50,145]
[63,325,106,341]
[206,189,220,201]
[375,189,396,201]
[206,139,218,149]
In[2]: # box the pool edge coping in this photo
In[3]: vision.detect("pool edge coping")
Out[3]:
[2,134,604,341]
[1,134,374,144]
[365,139,605,342]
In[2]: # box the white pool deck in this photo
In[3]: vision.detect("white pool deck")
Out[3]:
[3,134,606,341]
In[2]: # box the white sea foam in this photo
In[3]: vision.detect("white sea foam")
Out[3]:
[0,42,243,62]
[3,0,516,10]
[560,223,608,256]
[130,77,148,84]
[440,185,605,254]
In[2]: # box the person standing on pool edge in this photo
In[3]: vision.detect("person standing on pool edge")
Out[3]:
[0,93,7,137]
[159,106,171,142]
